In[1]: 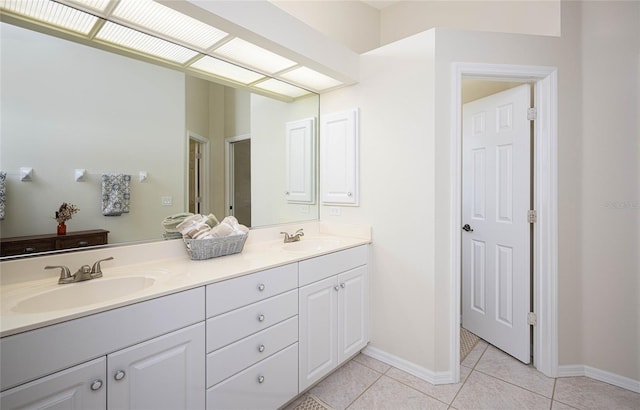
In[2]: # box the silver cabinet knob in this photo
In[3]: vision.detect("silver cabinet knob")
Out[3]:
[340,283,346,288]
[334,286,340,291]
[347,192,352,197]
[258,375,265,384]
[258,344,265,353]
[257,314,265,322]
[285,191,290,195]
[114,370,126,381]
[257,283,265,292]
[90,379,103,391]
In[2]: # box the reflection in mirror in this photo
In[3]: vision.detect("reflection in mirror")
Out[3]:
[0,21,319,258]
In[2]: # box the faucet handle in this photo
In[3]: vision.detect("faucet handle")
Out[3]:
[295,228,304,236]
[45,265,72,284]
[91,257,114,277]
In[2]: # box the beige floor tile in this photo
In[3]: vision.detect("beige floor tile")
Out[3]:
[554,376,640,410]
[348,375,447,410]
[310,360,382,410]
[452,370,551,410]
[475,345,555,397]
[551,400,579,410]
[352,353,391,374]
[385,363,472,404]
[461,339,488,368]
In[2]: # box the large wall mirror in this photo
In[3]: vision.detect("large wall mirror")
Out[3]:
[0,17,319,258]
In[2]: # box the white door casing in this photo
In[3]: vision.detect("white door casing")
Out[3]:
[462,84,531,364]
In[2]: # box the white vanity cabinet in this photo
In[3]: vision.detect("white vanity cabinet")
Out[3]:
[298,245,369,391]
[0,288,205,410]
[205,263,299,410]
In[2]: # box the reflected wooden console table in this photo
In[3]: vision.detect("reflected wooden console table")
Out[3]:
[1,230,109,257]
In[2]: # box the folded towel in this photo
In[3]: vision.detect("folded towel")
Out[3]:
[180,214,248,240]
[162,213,194,232]
[102,173,131,216]
[0,171,6,221]
[204,213,219,228]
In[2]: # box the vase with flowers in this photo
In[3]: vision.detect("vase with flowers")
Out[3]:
[55,202,79,235]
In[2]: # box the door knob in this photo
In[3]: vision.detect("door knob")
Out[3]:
[462,224,474,232]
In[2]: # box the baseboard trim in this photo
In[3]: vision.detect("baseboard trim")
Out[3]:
[361,346,453,385]
[557,365,640,394]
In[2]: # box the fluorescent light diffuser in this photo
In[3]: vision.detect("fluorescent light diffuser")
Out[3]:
[213,38,296,75]
[281,66,342,91]
[253,78,310,99]
[111,0,227,50]
[190,56,265,85]
[1,0,99,34]
[64,0,111,13]
[95,21,199,64]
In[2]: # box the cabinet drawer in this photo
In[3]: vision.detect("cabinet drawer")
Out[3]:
[206,263,297,317]
[206,290,297,352]
[207,316,297,388]
[0,239,55,257]
[206,343,298,410]
[57,233,107,249]
[299,245,367,286]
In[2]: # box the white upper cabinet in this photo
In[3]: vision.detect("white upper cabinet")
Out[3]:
[285,117,316,203]
[321,108,359,205]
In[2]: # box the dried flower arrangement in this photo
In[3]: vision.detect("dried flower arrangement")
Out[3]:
[55,202,79,223]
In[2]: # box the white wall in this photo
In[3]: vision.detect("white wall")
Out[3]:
[0,23,185,244]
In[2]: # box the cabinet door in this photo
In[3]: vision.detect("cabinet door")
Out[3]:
[0,358,106,410]
[321,108,359,205]
[298,276,338,391]
[107,323,205,410]
[338,266,369,364]
[285,117,316,203]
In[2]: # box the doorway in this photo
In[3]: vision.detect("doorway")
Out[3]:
[188,132,209,214]
[461,82,534,364]
[225,135,252,227]
[450,63,559,383]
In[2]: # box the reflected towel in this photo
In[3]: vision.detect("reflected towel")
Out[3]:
[101,173,131,216]
[0,171,6,220]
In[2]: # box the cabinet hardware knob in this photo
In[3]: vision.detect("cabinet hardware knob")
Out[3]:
[114,370,126,381]
[24,247,36,253]
[257,314,265,322]
[78,241,89,246]
[347,192,352,197]
[257,283,265,291]
[285,191,290,195]
[258,375,265,384]
[258,344,265,353]
[90,379,103,391]
[340,283,346,288]
[334,286,340,291]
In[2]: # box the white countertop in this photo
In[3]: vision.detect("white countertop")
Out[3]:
[0,222,371,338]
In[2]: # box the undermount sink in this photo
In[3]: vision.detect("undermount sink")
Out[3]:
[12,276,156,314]
[281,238,342,253]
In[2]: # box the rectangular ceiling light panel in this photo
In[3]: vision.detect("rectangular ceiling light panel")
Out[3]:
[253,78,310,99]
[95,21,199,64]
[281,66,342,91]
[190,56,265,85]
[110,0,228,51]
[1,0,99,34]
[214,37,296,75]
[64,0,111,13]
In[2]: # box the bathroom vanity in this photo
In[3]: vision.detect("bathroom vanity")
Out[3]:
[0,223,370,410]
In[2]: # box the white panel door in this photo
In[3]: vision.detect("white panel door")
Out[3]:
[0,358,106,410]
[337,266,369,364]
[107,323,205,410]
[298,276,338,391]
[321,108,359,205]
[462,84,531,364]
[285,117,316,203]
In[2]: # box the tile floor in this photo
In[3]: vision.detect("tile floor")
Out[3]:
[287,340,640,410]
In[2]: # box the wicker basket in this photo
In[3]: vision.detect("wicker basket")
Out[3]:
[183,233,248,260]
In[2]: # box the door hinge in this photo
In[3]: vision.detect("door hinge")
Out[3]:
[527,107,537,121]
[528,312,537,326]
[528,209,537,223]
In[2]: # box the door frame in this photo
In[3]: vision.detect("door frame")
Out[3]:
[224,134,250,218]
[450,63,558,381]
[187,131,210,214]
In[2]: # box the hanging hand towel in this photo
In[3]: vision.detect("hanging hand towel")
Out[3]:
[102,173,131,216]
[0,171,6,220]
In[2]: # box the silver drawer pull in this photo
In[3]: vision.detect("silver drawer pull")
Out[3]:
[257,283,265,292]
[258,375,265,384]
[257,314,265,322]
[114,370,126,381]
[340,283,346,288]
[90,379,103,391]
[334,286,340,291]
[258,344,265,353]
[78,241,89,246]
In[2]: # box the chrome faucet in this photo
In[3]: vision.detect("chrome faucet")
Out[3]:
[46,257,114,284]
[280,228,304,243]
